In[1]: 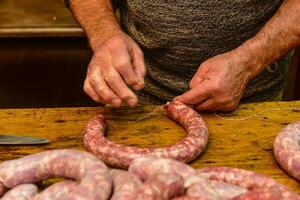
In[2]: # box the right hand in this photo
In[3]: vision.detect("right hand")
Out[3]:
[84,31,146,107]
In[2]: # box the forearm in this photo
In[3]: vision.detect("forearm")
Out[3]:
[233,0,300,78]
[69,0,121,51]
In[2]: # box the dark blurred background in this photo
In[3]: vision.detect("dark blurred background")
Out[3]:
[0,0,299,108]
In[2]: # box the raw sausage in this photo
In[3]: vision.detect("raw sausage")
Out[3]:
[0,149,112,200]
[127,172,184,200]
[232,186,300,200]
[204,180,247,199]
[0,183,6,197]
[129,157,196,183]
[185,181,220,200]
[84,100,209,168]
[110,169,142,200]
[187,180,247,200]
[173,197,206,200]
[197,167,300,199]
[198,167,281,189]
[1,184,38,200]
[129,157,247,200]
[273,121,300,180]
[33,180,77,200]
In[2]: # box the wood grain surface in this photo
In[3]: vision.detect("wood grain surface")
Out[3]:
[0,101,299,192]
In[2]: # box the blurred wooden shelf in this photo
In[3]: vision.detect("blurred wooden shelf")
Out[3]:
[0,0,84,37]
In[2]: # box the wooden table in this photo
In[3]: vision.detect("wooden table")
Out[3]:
[0,101,299,192]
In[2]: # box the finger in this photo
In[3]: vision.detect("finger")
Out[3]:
[111,44,144,91]
[189,68,206,89]
[92,48,138,107]
[194,99,218,111]
[189,75,204,89]
[88,65,122,107]
[130,44,146,88]
[83,78,103,103]
[101,66,138,107]
[215,101,238,112]
[175,84,210,105]
[114,60,143,91]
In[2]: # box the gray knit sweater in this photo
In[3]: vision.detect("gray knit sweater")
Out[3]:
[113,0,290,103]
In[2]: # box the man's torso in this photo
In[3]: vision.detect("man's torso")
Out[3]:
[115,0,288,103]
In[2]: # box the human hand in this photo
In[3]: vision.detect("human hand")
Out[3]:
[84,31,146,107]
[175,52,252,111]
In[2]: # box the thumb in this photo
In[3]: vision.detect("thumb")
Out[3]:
[189,76,204,89]
[189,67,206,89]
[174,84,208,105]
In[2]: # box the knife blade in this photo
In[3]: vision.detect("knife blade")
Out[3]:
[0,135,50,145]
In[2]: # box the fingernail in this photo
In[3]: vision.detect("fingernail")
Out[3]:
[128,98,137,107]
[112,99,121,107]
[138,77,145,85]
[133,82,144,91]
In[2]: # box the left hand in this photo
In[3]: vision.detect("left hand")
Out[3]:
[175,52,252,112]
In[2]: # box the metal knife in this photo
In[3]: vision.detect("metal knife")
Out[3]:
[0,134,50,145]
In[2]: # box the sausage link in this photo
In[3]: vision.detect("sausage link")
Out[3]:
[197,167,300,199]
[186,181,220,200]
[0,182,6,197]
[84,100,209,169]
[232,186,300,200]
[206,180,247,199]
[0,149,112,200]
[110,169,142,200]
[127,173,184,200]
[129,157,196,183]
[33,180,77,200]
[173,197,206,200]
[198,167,282,189]
[130,156,231,199]
[187,180,247,200]
[1,184,38,200]
[274,121,300,180]
[129,157,247,200]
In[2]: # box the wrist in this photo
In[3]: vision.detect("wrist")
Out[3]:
[87,24,122,51]
[230,40,266,79]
